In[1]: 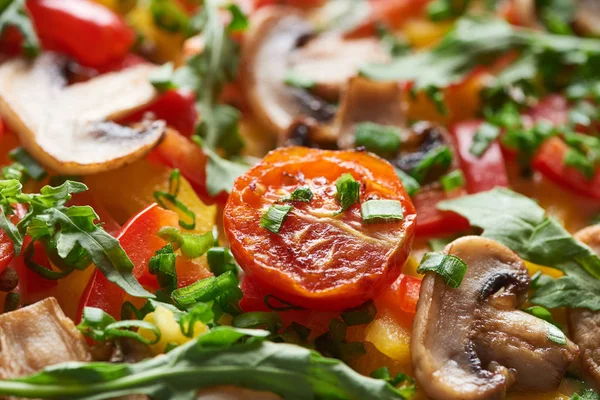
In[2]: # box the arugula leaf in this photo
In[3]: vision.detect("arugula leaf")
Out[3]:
[571,389,600,400]
[0,326,412,400]
[0,0,39,57]
[438,188,600,310]
[417,252,468,288]
[204,146,249,196]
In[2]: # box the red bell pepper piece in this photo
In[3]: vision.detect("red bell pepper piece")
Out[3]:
[533,137,600,200]
[375,274,422,316]
[25,0,135,68]
[451,120,510,193]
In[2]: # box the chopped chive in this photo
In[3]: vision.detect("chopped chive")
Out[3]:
[172,271,239,308]
[207,247,238,277]
[360,200,403,224]
[523,305,560,328]
[288,322,311,341]
[546,323,567,345]
[232,311,282,333]
[279,186,313,203]
[264,294,304,311]
[148,244,177,291]
[564,148,595,180]
[9,147,46,181]
[284,69,315,90]
[440,170,465,192]
[335,173,360,215]
[354,122,402,155]
[469,123,500,157]
[395,168,420,197]
[149,62,175,92]
[410,145,453,183]
[260,204,293,234]
[417,252,467,288]
[180,232,213,259]
[341,300,377,326]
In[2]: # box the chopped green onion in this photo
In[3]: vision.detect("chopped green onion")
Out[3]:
[279,186,313,203]
[232,311,282,333]
[417,252,467,288]
[23,242,73,280]
[77,307,161,345]
[207,247,238,276]
[180,232,213,259]
[410,145,453,183]
[148,244,177,291]
[9,147,46,181]
[264,294,304,311]
[172,271,239,308]
[395,168,420,197]
[284,70,315,90]
[3,292,19,313]
[150,0,190,33]
[341,300,377,326]
[354,122,402,155]
[149,62,176,92]
[178,302,214,337]
[427,0,454,21]
[335,173,360,215]
[260,204,293,234]
[370,367,416,399]
[360,200,403,224]
[287,322,311,341]
[226,3,249,32]
[523,305,560,328]
[157,226,184,248]
[154,169,196,230]
[440,170,465,192]
[546,323,567,345]
[470,123,500,157]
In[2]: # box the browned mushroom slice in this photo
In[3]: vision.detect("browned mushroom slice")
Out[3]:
[570,225,600,386]
[0,297,90,379]
[412,236,578,400]
[240,6,389,139]
[0,53,163,175]
[335,77,406,150]
[573,0,600,37]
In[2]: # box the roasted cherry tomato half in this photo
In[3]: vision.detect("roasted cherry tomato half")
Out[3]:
[224,147,416,310]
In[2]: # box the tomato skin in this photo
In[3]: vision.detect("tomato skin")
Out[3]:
[533,137,600,200]
[414,188,470,237]
[451,120,510,193]
[26,0,135,67]
[225,147,416,311]
[120,90,198,137]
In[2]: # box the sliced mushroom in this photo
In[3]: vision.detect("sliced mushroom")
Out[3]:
[335,77,407,150]
[0,53,164,175]
[241,6,389,140]
[570,225,600,387]
[412,236,578,400]
[573,0,600,37]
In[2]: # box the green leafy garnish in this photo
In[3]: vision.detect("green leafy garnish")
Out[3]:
[354,122,402,155]
[335,173,360,215]
[232,311,282,333]
[148,244,177,292]
[150,0,190,34]
[203,145,250,196]
[0,180,152,298]
[361,200,404,224]
[171,270,240,310]
[0,0,40,57]
[341,300,377,326]
[438,188,600,310]
[77,307,161,345]
[395,168,420,197]
[470,123,501,157]
[154,169,196,230]
[8,147,46,181]
[207,246,238,277]
[260,204,293,234]
[417,252,468,288]
[410,145,453,183]
[427,0,471,21]
[371,367,416,400]
[440,170,465,192]
[284,70,315,90]
[279,186,313,203]
[0,326,412,400]
[571,389,600,400]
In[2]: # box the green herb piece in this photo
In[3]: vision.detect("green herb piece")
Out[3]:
[279,187,313,203]
[395,168,420,197]
[335,173,360,215]
[264,294,304,311]
[149,62,176,92]
[361,200,404,224]
[428,237,453,252]
[207,247,238,277]
[410,145,453,183]
[180,231,213,259]
[571,389,600,400]
[370,367,416,400]
[202,145,250,196]
[546,323,567,345]
[523,305,557,324]
[438,188,600,310]
[1,163,26,182]
[428,0,471,21]
[376,25,410,57]
[232,311,282,333]
[23,242,73,280]
[226,4,248,32]
[523,305,566,344]
[0,326,411,400]
[470,123,501,157]
[354,122,402,155]
[3,292,19,313]
[440,170,465,192]
[148,244,177,292]
[0,0,40,57]
[564,148,595,179]
[315,319,366,362]
[341,300,377,326]
[172,270,239,309]
[150,0,190,34]
[288,322,311,341]
[538,0,576,35]
[77,307,161,345]
[284,70,315,90]
[417,252,468,288]
[154,169,196,230]
[531,270,555,290]
[260,204,293,234]
[8,147,46,181]
[178,301,215,337]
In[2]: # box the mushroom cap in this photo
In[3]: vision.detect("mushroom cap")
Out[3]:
[412,236,578,400]
[0,53,164,175]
